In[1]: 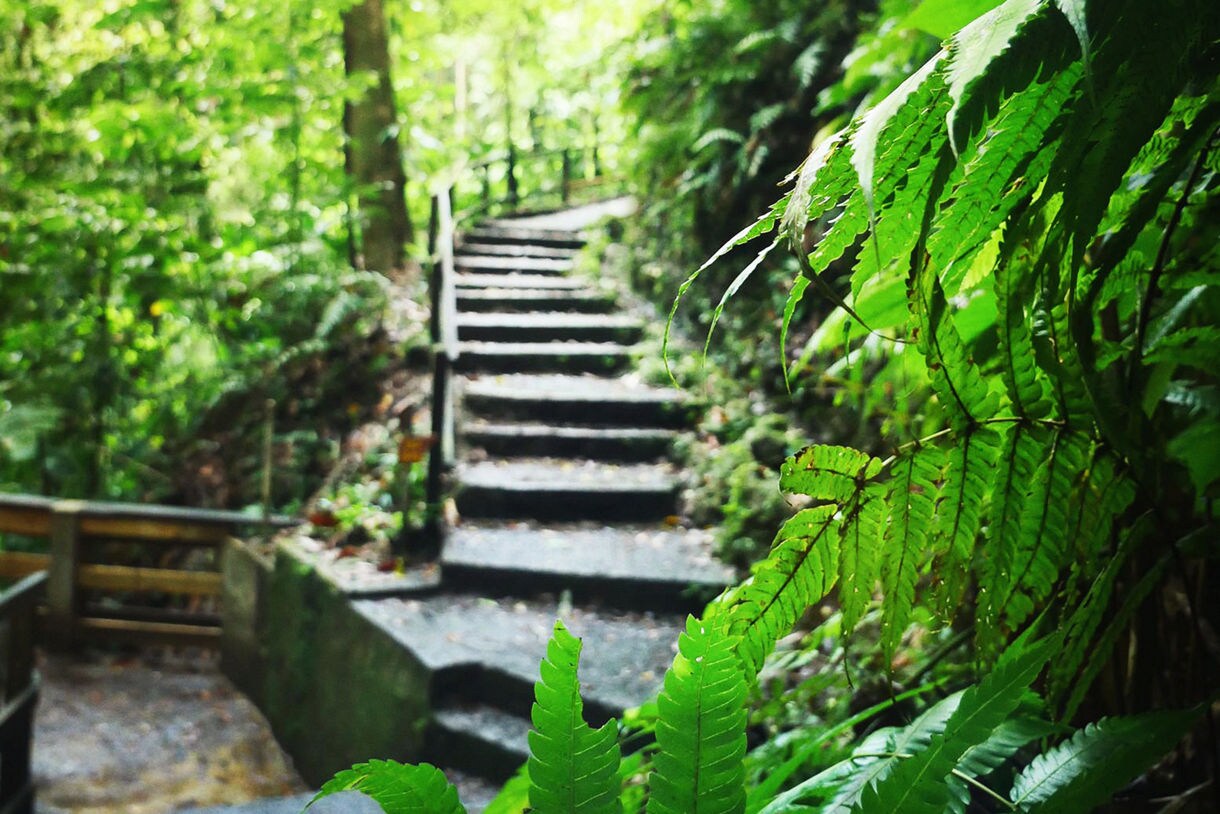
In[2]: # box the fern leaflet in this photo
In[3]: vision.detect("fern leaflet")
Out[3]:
[528,621,622,814]
[312,760,466,814]
[647,616,747,814]
[1010,708,1200,812]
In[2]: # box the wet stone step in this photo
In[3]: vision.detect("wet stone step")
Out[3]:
[462,421,676,461]
[462,225,585,249]
[426,705,530,784]
[455,288,616,313]
[455,272,585,290]
[454,254,574,274]
[353,593,679,715]
[441,524,734,611]
[456,312,643,344]
[454,459,679,521]
[456,240,578,259]
[461,374,692,428]
[454,341,633,375]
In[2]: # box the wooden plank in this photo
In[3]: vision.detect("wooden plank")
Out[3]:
[77,564,220,596]
[77,617,221,649]
[0,554,49,583]
[0,506,50,538]
[78,516,231,545]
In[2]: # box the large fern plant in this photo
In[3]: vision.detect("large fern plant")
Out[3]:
[672,0,1219,713]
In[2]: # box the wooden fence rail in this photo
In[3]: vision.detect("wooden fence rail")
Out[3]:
[0,494,296,649]
[0,571,45,814]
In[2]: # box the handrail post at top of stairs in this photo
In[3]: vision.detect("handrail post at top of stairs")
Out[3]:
[425,188,459,548]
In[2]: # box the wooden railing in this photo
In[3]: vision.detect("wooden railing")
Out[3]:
[0,571,44,814]
[0,494,296,649]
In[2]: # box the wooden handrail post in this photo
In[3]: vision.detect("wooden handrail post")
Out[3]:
[427,193,441,344]
[506,142,519,207]
[561,148,572,204]
[47,500,84,650]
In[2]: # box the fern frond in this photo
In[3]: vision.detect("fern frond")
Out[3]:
[978,423,1056,643]
[647,616,747,814]
[879,446,946,660]
[836,482,886,635]
[727,506,840,678]
[929,427,1003,619]
[528,621,622,814]
[943,0,1057,155]
[779,444,884,504]
[927,64,1081,295]
[1000,429,1090,632]
[912,267,999,425]
[995,242,1056,418]
[1010,708,1200,812]
[825,690,965,812]
[313,760,466,814]
[852,633,1057,814]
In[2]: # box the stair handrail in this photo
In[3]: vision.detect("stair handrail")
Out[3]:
[425,185,459,547]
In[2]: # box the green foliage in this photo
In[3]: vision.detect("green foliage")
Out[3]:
[684,0,1220,709]
[528,621,623,814]
[322,628,1197,813]
[312,760,465,814]
[647,616,747,814]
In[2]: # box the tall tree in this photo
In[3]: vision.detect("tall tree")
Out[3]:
[342,0,412,274]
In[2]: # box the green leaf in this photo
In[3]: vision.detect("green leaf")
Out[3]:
[1010,708,1200,812]
[528,621,622,814]
[852,633,1057,814]
[647,616,747,814]
[727,506,841,678]
[312,760,465,814]
[944,0,1046,155]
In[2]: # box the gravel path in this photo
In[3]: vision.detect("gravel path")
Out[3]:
[33,651,306,814]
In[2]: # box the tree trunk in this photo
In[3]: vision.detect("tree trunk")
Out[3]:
[342,0,411,275]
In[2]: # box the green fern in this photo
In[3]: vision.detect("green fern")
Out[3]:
[878,445,945,660]
[852,632,1057,814]
[311,760,465,814]
[647,616,747,814]
[528,621,623,814]
[1009,708,1201,812]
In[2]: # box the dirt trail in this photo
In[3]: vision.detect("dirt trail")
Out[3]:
[33,651,306,814]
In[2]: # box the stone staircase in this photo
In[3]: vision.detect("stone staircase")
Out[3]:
[410,207,733,787]
[192,203,732,814]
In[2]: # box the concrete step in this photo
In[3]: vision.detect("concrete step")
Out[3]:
[426,705,529,783]
[441,524,733,610]
[454,459,679,521]
[455,288,616,313]
[462,226,585,249]
[455,272,584,290]
[461,374,693,428]
[455,255,573,275]
[454,341,633,375]
[353,593,681,715]
[463,421,675,461]
[456,312,643,344]
[456,241,578,259]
